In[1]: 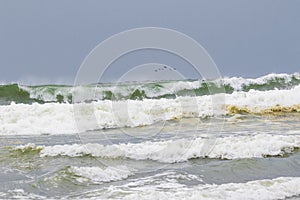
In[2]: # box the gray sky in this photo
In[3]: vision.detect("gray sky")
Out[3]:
[0,0,299,84]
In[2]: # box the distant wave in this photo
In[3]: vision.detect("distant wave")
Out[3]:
[0,73,299,104]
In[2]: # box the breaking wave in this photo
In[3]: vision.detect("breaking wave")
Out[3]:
[14,134,300,163]
[0,73,299,104]
[1,84,300,135]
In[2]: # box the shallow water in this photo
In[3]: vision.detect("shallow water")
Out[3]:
[1,115,300,199]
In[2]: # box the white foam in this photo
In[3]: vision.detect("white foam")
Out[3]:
[99,176,300,200]
[19,134,299,162]
[224,84,300,108]
[124,170,203,188]
[0,103,77,135]
[220,72,300,91]
[0,189,48,200]
[1,85,300,135]
[67,166,134,183]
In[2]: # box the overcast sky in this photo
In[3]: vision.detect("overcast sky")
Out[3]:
[0,0,299,84]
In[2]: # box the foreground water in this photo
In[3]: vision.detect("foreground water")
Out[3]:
[1,73,300,199]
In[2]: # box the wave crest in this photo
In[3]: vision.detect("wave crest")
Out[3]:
[1,73,299,104]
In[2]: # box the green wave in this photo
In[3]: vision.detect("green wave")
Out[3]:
[1,73,300,104]
[0,84,40,104]
[241,76,300,91]
[0,84,72,104]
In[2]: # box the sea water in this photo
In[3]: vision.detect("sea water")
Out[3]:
[0,73,300,199]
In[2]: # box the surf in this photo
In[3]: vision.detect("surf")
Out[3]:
[0,73,299,105]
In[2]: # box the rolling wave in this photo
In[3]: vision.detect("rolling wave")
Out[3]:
[0,84,300,135]
[13,134,300,162]
[0,73,299,104]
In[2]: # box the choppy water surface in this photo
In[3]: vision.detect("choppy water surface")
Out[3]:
[1,73,300,199]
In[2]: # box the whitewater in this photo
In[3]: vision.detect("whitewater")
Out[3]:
[1,73,300,200]
[1,83,300,135]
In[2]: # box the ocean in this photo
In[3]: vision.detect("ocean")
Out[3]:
[1,73,300,199]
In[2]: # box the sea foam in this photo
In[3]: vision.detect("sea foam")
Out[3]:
[101,176,300,200]
[14,134,300,163]
[67,166,134,183]
[1,85,300,135]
